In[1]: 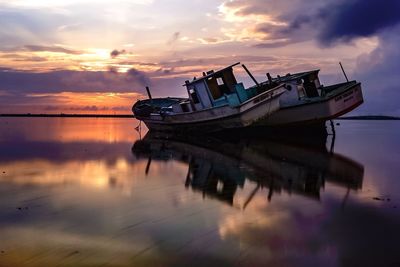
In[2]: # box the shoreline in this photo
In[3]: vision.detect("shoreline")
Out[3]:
[0,114,135,118]
[336,115,400,120]
[0,114,398,120]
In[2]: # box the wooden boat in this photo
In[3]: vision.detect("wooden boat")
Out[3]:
[132,62,287,133]
[261,69,364,127]
[132,62,363,133]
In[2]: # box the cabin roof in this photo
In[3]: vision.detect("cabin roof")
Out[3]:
[183,62,240,86]
[273,70,320,82]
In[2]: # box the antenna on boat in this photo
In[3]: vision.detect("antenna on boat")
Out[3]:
[145,86,153,104]
[242,64,260,87]
[339,62,349,82]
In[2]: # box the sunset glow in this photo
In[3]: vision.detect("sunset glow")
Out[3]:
[1,0,399,114]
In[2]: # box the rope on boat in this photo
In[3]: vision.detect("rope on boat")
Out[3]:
[135,120,142,139]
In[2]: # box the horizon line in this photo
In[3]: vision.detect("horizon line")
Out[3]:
[0,113,135,118]
[0,114,399,120]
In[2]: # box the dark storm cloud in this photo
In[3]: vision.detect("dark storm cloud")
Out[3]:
[317,0,400,45]
[281,0,400,45]
[243,0,400,48]
[351,28,400,115]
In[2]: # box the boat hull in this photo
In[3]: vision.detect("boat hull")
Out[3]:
[139,86,286,133]
[262,82,363,127]
[135,82,363,133]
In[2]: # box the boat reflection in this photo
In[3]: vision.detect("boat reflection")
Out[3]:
[132,133,364,207]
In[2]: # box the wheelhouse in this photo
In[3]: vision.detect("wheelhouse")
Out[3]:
[271,70,322,106]
[172,62,269,113]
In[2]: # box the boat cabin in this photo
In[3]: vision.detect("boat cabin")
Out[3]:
[273,70,322,106]
[172,62,260,113]
[170,64,323,113]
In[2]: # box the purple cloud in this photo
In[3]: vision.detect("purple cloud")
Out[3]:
[0,69,151,94]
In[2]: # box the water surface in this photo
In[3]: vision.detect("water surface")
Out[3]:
[0,118,399,267]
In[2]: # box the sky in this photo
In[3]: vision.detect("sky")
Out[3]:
[0,0,399,114]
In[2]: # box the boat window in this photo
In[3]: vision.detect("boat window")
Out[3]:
[302,77,319,97]
[297,85,306,99]
[189,89,200,104]
[205,68,238,100]
[207,77,222,99]
[180,103,189,112]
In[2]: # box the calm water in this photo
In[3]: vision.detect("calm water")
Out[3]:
[0,118,399,267]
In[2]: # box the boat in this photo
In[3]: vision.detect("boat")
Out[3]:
[132,62,287,133]
[262,69,363,127]
[132,62,363,133]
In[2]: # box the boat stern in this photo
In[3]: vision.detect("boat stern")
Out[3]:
[328,82,363,118]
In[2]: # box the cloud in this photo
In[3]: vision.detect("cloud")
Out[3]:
[23,45,82,54]
[155,67,174,75]
[252,39,292,49]
[0,53,48,62]
[222,0,400,48]
[126,68,151,87]
[219,0,319,46]
[278,0,400,46]
[110,49,126,58]
[317,0,400,45]
[167,31,180,45]
[0,66,187,114]
[57,23,82,32]
[197,37,230,45]
[44,105,107,111]
[70,105,102,111]
[15,56,48,62]
[107,66,118,74]
[0,69,151,94]
[0,7,68,47]
[351,26,400,115]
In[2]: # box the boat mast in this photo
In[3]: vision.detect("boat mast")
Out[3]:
[242,64,260,87]
[339,62,349,82]
[145,86,153,105]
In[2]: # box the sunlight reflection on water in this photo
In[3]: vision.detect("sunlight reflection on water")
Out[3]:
[0,117,399,267]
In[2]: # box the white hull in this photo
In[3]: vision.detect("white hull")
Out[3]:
[142,85,286,132]
[262,82,363,126]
